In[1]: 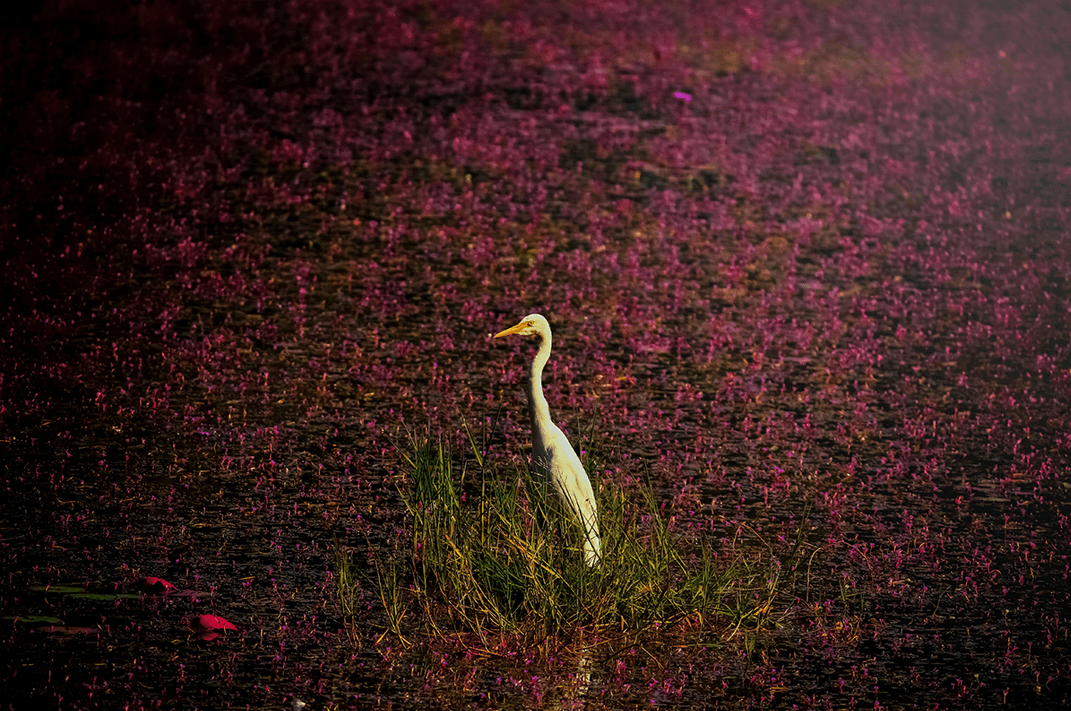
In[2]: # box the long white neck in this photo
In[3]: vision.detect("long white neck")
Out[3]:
[526,332,553,429]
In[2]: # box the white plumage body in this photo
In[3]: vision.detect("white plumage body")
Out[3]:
[495,314,601,567]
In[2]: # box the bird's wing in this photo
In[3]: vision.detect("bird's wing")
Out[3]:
[545,428,598,530]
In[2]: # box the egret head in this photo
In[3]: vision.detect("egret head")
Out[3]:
[494,313,550,340]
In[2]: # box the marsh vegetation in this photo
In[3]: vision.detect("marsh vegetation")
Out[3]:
[2,0,1070,708]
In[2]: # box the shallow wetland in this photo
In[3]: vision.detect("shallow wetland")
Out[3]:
[2,0,1071,708]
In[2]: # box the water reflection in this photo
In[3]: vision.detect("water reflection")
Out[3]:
[549,639,594,710]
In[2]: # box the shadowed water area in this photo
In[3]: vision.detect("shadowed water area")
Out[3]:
[2,0,1070,708]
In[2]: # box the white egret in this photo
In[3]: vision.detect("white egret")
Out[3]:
[495,314,601,567]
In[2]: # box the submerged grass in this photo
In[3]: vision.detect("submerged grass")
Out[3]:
[359,430,785,646]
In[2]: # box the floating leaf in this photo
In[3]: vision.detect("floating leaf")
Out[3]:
[5,615,63,624]
[36,625,101,636]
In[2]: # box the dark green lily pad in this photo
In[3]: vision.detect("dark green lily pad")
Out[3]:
[30,585,85,594]
[30,585,140,600]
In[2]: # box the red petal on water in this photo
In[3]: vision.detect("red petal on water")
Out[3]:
[140,577,176,594]
[192,614,238,640]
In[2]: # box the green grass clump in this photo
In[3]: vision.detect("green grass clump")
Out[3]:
[370,431,780,644]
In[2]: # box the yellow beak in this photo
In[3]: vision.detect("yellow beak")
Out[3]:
[494,321,527,339]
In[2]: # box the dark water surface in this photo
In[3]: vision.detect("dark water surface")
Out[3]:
[2,0,1070,708]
